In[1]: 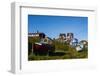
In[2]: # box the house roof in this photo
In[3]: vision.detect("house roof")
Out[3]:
[59,33,66,37]
[28,33,40,35]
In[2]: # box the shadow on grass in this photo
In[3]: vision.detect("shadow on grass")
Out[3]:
[49,52,66,56]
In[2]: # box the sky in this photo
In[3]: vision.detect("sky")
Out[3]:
[28,15,88,41]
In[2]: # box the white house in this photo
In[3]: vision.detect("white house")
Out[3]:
[28,33,39,37]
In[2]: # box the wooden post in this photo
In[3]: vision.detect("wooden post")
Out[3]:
[32,43,33,54]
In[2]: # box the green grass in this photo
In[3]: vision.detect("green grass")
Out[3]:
[28,49,88,61]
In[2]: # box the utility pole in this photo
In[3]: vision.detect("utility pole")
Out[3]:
[32,30,34,55]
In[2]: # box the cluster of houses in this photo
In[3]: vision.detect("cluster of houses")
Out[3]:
[58,33,88,51]
[58,33,75,43]
[28,31,53,44]
[28,31,88,52]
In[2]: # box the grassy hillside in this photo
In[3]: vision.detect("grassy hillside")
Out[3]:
[28,37,88,60]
